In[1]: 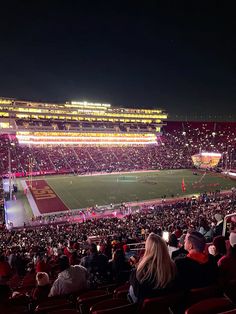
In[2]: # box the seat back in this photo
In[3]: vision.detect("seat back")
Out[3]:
[185,297,235,314]
[224,280,236,303]
[187,284,222,307]
[113,283,129,300]
[141,291,184,314]
[77,290,112,314]
[35,297,73,313]
[50,310,78,314]
[91,299,137,314]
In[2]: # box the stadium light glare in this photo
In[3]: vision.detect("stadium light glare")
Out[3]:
[17,140,157,145]
[200,152,221,157]
[16,135,156,141]
[71,101,111,108]
[227,172,236,177]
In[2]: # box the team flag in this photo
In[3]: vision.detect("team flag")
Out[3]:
[182,178,186,192]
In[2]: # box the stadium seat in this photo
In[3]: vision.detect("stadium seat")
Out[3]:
[90,298,136,314]
[187,284,223,307]
[224,280,236,303]
[140,291,185,314]
[77,290,112,314]
[185,297,235,314]
[50,310,78,314]
[97,283,118,294]
[35,297,74,313]
[113,283,129,299]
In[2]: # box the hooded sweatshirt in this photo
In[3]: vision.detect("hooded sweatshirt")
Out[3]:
[49,265,88,297]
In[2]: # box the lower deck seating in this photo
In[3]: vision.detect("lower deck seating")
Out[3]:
[185,297,235,314]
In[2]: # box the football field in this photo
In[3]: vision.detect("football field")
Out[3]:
[19,169,236,210]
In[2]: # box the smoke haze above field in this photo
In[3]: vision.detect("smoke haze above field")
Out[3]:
[0,1,235,118]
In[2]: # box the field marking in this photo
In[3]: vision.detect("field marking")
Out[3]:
[21,180,42,217]
[26,169,162,181]
[45,180,75,211]
[18,170,236,212]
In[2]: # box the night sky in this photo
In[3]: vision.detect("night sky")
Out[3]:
[0,1,235,119]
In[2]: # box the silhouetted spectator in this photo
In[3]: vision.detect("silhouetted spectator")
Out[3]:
[175,231,218,289]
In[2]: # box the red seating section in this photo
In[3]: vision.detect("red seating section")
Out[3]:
[185,297,235,314]
[140,291,185,314]
[90,299,137,314]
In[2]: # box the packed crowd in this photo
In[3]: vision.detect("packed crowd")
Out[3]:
[0,121,236,312]
[0,191,236,309]
[0,121,235,176]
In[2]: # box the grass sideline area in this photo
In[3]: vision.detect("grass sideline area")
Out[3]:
[18,169,236,210]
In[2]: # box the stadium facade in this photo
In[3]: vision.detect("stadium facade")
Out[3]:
[0,97,167,145]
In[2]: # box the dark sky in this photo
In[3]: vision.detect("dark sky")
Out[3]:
[0,1,235,118]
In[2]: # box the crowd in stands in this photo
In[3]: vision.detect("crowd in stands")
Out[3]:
[0,190,236,312]
[0,121,236,176]
[0,121,236,312]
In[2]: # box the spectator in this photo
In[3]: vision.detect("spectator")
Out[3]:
[208,235,226,263]
[35,254,51,274]
[168,233,179,257]
[31,272,51,302]
[110,248,131,284]
[49,255,88,297]
[171,234,188,260]
[198,218,214,242]
[128,233,177,303]
[218,232,236,283]
[123,244,134,260]
[175,231,218,289]
[80,243,108,281]
[64,241,75,259]
[69,251,80,266]
[214,214,224,237]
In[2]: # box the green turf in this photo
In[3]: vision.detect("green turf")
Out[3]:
[32,169,236,209]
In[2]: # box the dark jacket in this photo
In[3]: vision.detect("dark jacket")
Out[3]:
[214,222,223,237]
[171,247,188,260]
[81,253,108,275]
[31,284,51,301]
[175,254,218,290]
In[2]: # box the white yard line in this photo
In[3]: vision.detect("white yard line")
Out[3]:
[21,180,41,216]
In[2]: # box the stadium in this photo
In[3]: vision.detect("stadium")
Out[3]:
[1,97,236,313]
[0,97,236,224]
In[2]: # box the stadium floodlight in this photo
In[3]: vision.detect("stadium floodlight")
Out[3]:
[17,140,157,145]
[71,101,111,108]
[200,152,221,157]
[16,134,156,141]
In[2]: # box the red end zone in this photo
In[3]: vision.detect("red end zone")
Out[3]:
[26,180,69,214]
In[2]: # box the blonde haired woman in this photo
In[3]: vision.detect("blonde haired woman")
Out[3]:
[128,233,177,303]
